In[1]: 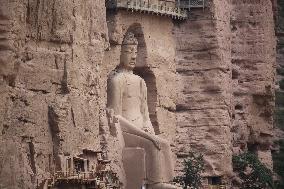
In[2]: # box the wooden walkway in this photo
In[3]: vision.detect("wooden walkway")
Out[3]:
[178,0,205,9]
[47,171,120,189]
[106,0,188,19]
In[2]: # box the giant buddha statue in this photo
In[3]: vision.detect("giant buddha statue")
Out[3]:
[107,32,176,189]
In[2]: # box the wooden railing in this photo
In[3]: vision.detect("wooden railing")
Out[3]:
[53,171,97,180]
[106,0,188,19]
[47,171,120,188]
[204,185,226,189]
[178,0,205,9]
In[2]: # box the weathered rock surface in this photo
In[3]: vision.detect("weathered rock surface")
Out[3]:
[174,0,276,184]
[231,0,276,169]
[173,0,233,181]
[276,0,284,84]
[0,1,107,188]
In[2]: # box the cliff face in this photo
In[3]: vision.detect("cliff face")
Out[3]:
[173,0,233,181]
[0,0,107,188]
[231,0,276,168]
[174,0,276,183]
[0,1,178,187]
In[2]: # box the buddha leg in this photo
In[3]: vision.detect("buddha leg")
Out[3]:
[158,137,175,181]
[122,132,175,184]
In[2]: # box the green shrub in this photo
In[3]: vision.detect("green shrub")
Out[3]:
[277,68,284,76]
[233,152,274,189]
[273,140,284,189]
[174,152,205,189]
[279,0,284,18]
[276,91,284,107]
[279,79,284,91]
[275,91,284,131]
[275,109,284,130]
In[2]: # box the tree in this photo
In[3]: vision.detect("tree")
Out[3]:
[279,79,284,90]
[233,152,274,189]
[174,152,205,189]
[273,140,284,189]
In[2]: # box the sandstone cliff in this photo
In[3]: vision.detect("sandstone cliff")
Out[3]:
[0,0,107,188]
[174,0,232,181]
[231,0,276,169]
[174,0,276,185]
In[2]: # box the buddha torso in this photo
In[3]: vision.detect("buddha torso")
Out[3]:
[111,71,147,130]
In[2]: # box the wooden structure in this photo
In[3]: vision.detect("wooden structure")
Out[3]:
[204,185,226,189]
[46,150,121,189]
[106,0,206,19]
[177,0,205,9]
[106,0,188,19]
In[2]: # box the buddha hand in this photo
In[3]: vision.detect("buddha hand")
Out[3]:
[152,137,162,150]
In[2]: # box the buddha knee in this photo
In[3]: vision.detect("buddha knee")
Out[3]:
[157,138,171,150]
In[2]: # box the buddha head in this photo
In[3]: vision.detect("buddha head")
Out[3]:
[119,32,138,70]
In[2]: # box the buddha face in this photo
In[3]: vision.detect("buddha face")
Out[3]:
[120,44,138,70]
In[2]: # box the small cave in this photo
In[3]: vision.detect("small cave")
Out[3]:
[207,176,222,185]
[176,104,188,112]
[2,74,16,87]
[1,124,9,135]
[60,60,70,94]
[240,142,247,151]
[28,141,36,176]
[232,69,239,80]
[253,94,268,106]
[235,104,243,111]
[73,157,86,173]
[259,109,273,120]
[231,24,238,32]
[247,143,258,153]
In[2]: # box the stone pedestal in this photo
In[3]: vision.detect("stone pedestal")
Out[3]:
[123,148,146,189]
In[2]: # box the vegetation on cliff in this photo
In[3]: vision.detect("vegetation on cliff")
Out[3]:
[273,91,284,188]
[233,152,274,189]
[273,140,284,189]
[274,1,284,188]
[174,153,205,189]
